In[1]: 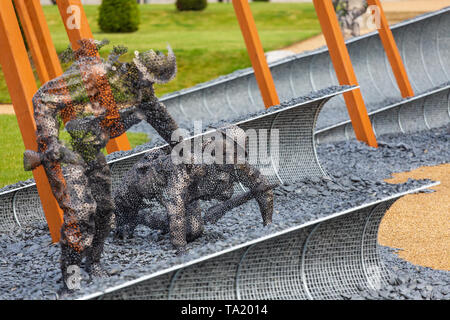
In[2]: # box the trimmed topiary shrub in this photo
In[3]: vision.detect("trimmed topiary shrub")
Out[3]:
[176,0,207,11]
[98,0,140,33]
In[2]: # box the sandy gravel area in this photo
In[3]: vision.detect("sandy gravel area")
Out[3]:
[379,164,450,271]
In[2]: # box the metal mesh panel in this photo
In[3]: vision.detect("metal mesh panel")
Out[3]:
[99,272,175,300]
[271,62,296,103]
[423,89,450,129]
[236,227,313,300]
[302,207,377,300]
[315,86,450,144]
[0,91,335,231]
[168,249,246,300]
[398,99,429,133]
[315,124,346,145]
[203,82,234,123]
[237,99,327,184]
[238,114,280,185]
[400,20,434,93]
[163,96,186,123]
[271,102,326,179]
[248,75,264,110]
[222,76,255,118]
[13,187,46,228]
[372,106,403,137]
[361,201,395,290]
[437,11,450,79]
[141,9,450,131]
[0,193,16,230]
[421,16,447,88]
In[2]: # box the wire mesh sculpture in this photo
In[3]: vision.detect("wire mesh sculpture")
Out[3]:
[24,38,179,293]
[114,125,274,254]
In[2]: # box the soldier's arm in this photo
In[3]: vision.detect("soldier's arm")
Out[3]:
[160,168,190,253]
[235,162,274,226]
[32,82,65,156]
[137,97,180,146]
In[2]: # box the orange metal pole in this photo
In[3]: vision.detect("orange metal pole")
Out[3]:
[232,0,280,108]
[367,0,414,98]
[21,0,64,81]
[0,0,64,242]
[56,0,131,153]
[313,0,377,148]
[13,0,51,84]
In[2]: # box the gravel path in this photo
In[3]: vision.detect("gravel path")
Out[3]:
[0,125,448,300]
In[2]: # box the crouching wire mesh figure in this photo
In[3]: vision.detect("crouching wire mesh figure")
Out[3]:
[24,39,179,292]
[333,0,368,38]
[114,126,274,254]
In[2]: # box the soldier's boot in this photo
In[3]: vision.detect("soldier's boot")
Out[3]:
[85,153,114,278]
[186,201,204,243]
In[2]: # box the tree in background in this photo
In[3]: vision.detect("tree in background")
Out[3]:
[176,0,207,11]
[98,0,140,33]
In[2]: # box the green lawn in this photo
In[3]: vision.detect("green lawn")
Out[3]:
[0,3,321,187]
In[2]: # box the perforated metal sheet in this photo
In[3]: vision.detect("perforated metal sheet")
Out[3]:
[316,86,450,144]
[94,199,397,300]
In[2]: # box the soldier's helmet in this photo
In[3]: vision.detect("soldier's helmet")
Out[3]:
[133,45,177,84]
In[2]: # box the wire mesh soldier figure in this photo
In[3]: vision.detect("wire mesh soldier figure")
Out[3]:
[333,0,369,38]
[24,39,179,293]
[114,125,274,254]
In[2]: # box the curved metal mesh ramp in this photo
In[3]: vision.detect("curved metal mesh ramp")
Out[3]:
[90,197,405,300]
[316,85,450,144]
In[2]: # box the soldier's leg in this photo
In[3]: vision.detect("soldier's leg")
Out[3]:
[56,162,96,291]
[185,201,204,242]
[161,185,188,253]
[84,152,115,277]
[114,199,142,239]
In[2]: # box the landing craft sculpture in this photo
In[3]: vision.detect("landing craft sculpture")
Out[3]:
[114,125,274,254]
[23,39,180,293]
